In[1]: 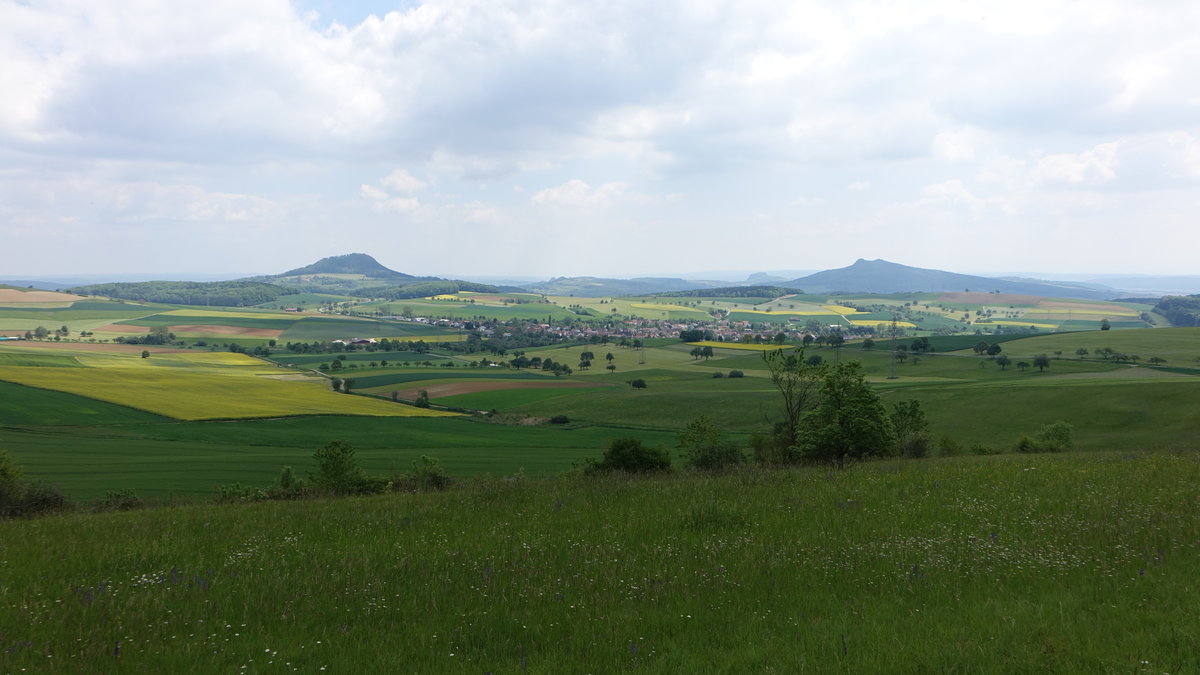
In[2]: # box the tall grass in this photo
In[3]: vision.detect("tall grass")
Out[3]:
[3,451,1197,672]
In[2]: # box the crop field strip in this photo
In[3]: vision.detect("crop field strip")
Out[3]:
[0,345,456,421]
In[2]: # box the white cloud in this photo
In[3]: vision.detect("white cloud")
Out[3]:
[4,1,1200,276]
[380,169,427,194]
[916,179,985,217]
[1031,142,1120,186]
[531,179,630,208]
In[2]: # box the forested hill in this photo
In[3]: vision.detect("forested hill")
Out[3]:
[281,253,413,280]
[1155,295,1200,327]
[69,280,296,307]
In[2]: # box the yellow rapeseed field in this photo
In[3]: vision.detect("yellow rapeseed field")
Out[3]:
[686,341,786,352]
[0,348,456,420]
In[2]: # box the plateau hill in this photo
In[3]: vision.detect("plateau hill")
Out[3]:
[781,259,1116,300]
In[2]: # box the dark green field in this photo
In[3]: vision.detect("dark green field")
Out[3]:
[1,383,678,498]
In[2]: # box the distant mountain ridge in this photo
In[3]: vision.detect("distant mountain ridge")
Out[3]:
[779,259,1118,300]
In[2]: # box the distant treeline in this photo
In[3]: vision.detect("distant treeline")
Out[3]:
[69,281,297,307]
[357,280,501,300]
[1155,295,1200,327]
[655,286,799,299]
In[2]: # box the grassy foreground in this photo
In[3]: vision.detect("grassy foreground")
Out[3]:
[3,451,1198,672]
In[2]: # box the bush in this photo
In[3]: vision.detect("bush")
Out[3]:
[1017,421,1076,453]
[728,370,744,378]
[312,440,368,495]
[897,435,932,458]
[16,481,69,515]
[409,455,452,491]
[414,389,431,408]
[628,378,648,389]
[711,371,724,378]
[97,489,143,511]
[0,452,70,518]
[970,443,1000,455]
[936,436,965,457]
[677,416,745,470]
[586,437,670,474]
[549,414,570,424]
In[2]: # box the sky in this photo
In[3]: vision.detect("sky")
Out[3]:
[2,0,1199,280]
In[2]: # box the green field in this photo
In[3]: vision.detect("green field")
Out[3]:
[2,451,1197,671]
[1,411,678,498]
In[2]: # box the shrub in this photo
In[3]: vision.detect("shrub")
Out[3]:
[970,443,1000,455]
[587,437,670,474]
[312,440,367,495]
[677,416,745,470]
[0,453,70,518]
[728,370,744,378]
[1018,421,1076,453]
[409,455,451,491]
[0,450,21,507]
[629,378,648,389]
[711,371,724,378]
[98,489,143,511]
[898,435,932,458]
[16,481,69,516]
[549,414,570,424]
[414,389,431,408]
[936,436,965,457]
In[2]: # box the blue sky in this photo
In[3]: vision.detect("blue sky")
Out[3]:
[2,1,1199,279]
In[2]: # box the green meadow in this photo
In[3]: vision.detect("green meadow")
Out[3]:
[2,452,1197,672]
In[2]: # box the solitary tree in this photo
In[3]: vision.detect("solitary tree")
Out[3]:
[1032,354,1051,372]
[311,440,366,495]
[1100,318,1111,330]
[141,350,150,359]
[996,354,1011,370]
[799,361,896,468]
[761,347,824,451]
[1075,347,1089,358]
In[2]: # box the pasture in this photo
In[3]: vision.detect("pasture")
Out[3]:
[1,451,1196,671]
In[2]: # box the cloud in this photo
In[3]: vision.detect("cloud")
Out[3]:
[381,169,427,194]
[531,179,630,208]
[1031,143,1120,186]
[4,2,1200,276]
